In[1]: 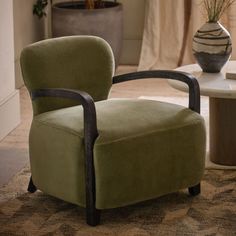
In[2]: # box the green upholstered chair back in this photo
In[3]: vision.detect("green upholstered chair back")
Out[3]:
[20,36,114,115]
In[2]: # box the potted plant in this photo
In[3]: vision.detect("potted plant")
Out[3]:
[192,0,235,73]
[33,0,123,67]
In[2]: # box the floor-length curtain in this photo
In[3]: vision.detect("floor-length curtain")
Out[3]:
[138,0,236,70]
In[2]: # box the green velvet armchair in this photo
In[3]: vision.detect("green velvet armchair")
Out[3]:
[20,36,206,226]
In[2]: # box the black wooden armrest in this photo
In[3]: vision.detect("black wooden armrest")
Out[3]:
[113,70,200,113]
[31,88,98,139]
[31,88,98,221]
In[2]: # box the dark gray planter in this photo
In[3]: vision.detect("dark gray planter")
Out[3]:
[52,1,123,67]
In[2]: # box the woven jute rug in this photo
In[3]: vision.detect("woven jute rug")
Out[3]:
[0,164,235,236]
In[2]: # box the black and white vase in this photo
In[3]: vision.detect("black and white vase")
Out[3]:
[193,22,232,73]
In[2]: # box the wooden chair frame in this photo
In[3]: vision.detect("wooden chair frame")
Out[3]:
[27,70,201,226]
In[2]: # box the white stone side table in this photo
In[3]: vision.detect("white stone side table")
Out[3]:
[169,61,236,166]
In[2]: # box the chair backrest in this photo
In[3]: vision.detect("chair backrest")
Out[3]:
[20,36,114,115]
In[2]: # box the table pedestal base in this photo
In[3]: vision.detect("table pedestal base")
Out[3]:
[210,98,236,166]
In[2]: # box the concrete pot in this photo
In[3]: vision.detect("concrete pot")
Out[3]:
[52,1,123,67]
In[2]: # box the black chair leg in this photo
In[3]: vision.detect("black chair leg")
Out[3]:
[27,176,37,193]
[188,183,200,196]
[86,207,101,226]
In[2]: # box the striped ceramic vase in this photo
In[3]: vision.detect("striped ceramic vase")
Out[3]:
[193,22,232,73]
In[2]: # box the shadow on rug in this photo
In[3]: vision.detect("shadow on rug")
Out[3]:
[0,166,235,235]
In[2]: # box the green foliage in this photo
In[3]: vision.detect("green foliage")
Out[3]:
[33,0,118,15]
[33,0,48,18]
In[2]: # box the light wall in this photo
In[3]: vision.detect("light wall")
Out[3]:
[13,0,45,88]
[0,1,15,101]
[0,0,20,140]
[119,0,145,64]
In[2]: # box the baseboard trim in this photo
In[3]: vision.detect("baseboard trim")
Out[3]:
[0,90,20,141]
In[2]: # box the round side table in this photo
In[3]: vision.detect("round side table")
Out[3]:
[169,61,236,166]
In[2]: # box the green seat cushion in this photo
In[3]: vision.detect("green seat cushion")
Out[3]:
[29,99,206,209]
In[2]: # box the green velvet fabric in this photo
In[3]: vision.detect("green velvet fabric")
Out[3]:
[21,36,206,211]
[29,99,206,209]
[20,36,114,115]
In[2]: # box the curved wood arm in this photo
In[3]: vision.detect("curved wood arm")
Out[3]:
[113,70,200,113]
[31,88,98,139]
[31,88,99,224]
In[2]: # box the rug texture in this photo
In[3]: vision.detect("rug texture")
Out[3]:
[0,165,235,236]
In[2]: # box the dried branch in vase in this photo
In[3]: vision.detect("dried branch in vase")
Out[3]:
[202,0,236,22]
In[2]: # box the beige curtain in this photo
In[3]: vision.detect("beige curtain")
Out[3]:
[138,0,236,70]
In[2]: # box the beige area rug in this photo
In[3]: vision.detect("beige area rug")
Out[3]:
[0,165,236,235]
[0,95,235,235]
[139,96,236,170]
